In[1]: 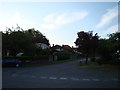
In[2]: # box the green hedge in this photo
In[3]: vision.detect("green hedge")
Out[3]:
[55,51,71,60]
[3,55,49,61]
[96,58,120,65]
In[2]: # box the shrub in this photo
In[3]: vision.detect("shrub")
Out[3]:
[96,58,103,65]
[90,57,96,62]
[55,51,71,60]
[3,55,49,62]
[76,53,83,59]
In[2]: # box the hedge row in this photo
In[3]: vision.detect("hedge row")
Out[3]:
[3,55,49,61]
[55,51,71,60]
[96,58,120,65]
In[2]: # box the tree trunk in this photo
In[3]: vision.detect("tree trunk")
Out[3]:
[53,53,55,61]
[85,54,88,63]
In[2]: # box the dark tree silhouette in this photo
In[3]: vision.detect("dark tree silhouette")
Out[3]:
[75,31,99,63]
[26,28,50,45]
[2,27,50,56]
[97,32,120,65]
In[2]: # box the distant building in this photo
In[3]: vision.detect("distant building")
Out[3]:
[51,45,63,52]
[51,44,73,52]
[72,47,78,53]
[36,43,50,49]
[62,45,72,52]
[71,46,82,54]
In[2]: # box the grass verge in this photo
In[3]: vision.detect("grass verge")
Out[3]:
[22,59,76,67]
[87,66,120,72]
[80,61,120,72]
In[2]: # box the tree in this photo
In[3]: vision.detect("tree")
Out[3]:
[26,28,50,45]
[2,26,50,56]
[90,33,99,60]
[74,31,99,63]
[97,39,112,64]
[97,32,120,65]
[109,32,120,60]
[2,30,34,56]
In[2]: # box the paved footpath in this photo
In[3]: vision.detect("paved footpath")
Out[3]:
[2,59,119,88]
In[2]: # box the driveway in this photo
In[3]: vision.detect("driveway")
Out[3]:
[2,59,119,88]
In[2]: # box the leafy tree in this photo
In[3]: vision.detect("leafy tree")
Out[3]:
[109,32,120,60]
[74,31,99,63]
[25,28,50,45]
[2,26,50,56]
[2,30,34,56]
[2,32,11,56]
[97,39,112,64]
[97,32,120,65]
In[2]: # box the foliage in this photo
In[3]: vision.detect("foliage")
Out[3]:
[3,55,49,61]
[97,32,120,65]
[74,31,99,63]
[2,26,50,56]
[26,28,50,45]
[109,32,120,60]
[36,48,50,55]
[55,51,71,60]
[2,31,34,56]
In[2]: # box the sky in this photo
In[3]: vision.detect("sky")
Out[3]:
[0,2,119,47]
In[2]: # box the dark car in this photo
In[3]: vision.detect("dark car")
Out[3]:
[2,59,22,67]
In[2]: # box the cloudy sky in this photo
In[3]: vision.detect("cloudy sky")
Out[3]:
[0,2,118,46]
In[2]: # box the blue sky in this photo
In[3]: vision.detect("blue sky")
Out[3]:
[0,2,118,47]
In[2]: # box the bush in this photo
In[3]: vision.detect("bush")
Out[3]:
[96,58,103,65]
[3,55,49,62]
[35,48,50,55]
[76,53,84,59]
[96,57,120,65]
[90,57,96,62]
[55,51,71,60]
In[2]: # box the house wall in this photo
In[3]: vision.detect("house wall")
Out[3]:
[36,43,49,49]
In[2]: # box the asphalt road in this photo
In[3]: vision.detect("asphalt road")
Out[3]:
[2,59,119,88]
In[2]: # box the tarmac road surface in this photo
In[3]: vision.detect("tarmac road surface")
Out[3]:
[2,59,119,88]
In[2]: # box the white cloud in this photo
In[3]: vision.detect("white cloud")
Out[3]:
[41,11,88,30]
[43,13,57,23]
[41,24,56,30]
[54,13,70,25]
[96,6,118,28]
[55,12,88,26]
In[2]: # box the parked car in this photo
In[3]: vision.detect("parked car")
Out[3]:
[2,59,22,67]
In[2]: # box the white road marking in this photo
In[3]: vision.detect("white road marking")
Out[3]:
[111,78,118,81]
[71,78,79,81]
[60,77,67,80]
[31,75,36,78]
[92,79,100,81]
[82,78,90,81]
[22,74,28,77]
[40,76,47,79]
[11,74,114,82]
[22,70,27,72]
[49,77,57,80]
[11,74,17,77]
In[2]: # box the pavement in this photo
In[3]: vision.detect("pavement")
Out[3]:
[2,59,119,88]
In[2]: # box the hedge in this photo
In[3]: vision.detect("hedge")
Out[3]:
[3,55,49,61]
[55,51,71,60]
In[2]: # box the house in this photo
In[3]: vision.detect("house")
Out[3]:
[51,45,63,52]
[36,43,50,49]
[51,44,73,52]
[62,45,72,52]
[72,46,78,53]
[72,46,82,54]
